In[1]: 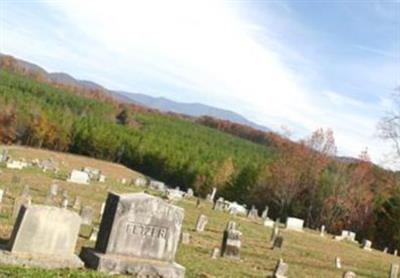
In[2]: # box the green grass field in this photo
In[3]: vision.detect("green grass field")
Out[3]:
[0,146,398,277]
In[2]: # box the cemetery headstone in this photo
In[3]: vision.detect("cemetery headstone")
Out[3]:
[195,214,208,232]
[67,170,90,185]
[80,192,185,277]
[273,258,288,278]
[0,189,4,203]
[213,197,225,211]
[335,257,342,269]
[320,225,326,236]
[285,217,304,231]
[221,221,241,259]
[384,247,388,253]
[211,248,220,259]
[261,206,269,219]
[362,239,372,251]
[343,271,357,278]
[49,183,58,196]
[181,232,190,245]
[0,204,83,268]
[394,249,398,256]
[61,197,69,209]
[247,205,258,220]
[186,188,194,197]
[206,187,217,202]
[80,205,94,226]
[390,264,399,278]
[72,196,81,210]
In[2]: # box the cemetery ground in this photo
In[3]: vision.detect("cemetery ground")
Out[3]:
[0,146,398,277]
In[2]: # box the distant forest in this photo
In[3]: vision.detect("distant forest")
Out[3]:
[0,56,399,250]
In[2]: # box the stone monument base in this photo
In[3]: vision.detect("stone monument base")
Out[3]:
[0,247,83,269]
[80,247,185,278]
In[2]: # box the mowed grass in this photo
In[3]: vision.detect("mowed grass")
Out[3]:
[0,146,398,278]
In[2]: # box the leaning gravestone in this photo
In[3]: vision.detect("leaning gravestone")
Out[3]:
[390,264,399,278]
[261,206,269,219]
[195,214,208,232]
[221,221,241,259]
[247,205,258,219]
[213,197,225,211]
[273,258,288,278]
[362,239,372,251]
[0,204,83,268]
[80,205,94,226]
[80,192,185,277]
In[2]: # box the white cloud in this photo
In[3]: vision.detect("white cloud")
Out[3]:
[2,0,398,169]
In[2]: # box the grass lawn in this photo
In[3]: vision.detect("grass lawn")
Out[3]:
[0,146,398,277]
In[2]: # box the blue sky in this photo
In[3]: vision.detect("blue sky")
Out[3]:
[1,0,399,168]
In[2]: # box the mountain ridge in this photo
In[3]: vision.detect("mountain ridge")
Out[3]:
[0,53,269,131]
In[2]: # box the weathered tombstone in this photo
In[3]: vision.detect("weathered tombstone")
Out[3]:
[394,249,398,256]
[221,221,241,259]
[211,248,220,259]
[49,183,58,196]
[61,197,69,209]
[213,197,225,211]
[80,205,94,226]
[273,258,288,278]
[12,194,31,219]
[247,205,258,220]
[181,232,190,245]
[273,236,284,250]
[206,187,217,202]
[195,214,208,232]
[186,188,194,197]
[98,175,106,183]
[80,192,185,277]
[72,196,81,210]
[343,271,357,278]
[335,257,342,269]
[340,230,357,242]
[67,170,90,185]
[320,225,326,236]
[390,264,399,278]
[384,247,388,253]
[261,206,269,219]
[82,167,101,180]
[0,189,4,203]
[285,217,304,232]
[0,204,83,268]
[362,239,372,251]
[89,227,99,242]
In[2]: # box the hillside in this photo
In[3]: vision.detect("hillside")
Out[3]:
[0,54,269,131]
[0,59,399,254]
[0,146,399,278]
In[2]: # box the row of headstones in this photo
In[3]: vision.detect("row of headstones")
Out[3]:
[211,192,399,258]
[0,191,186,277]
[194,213,400,278]
[0,184,100,227]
